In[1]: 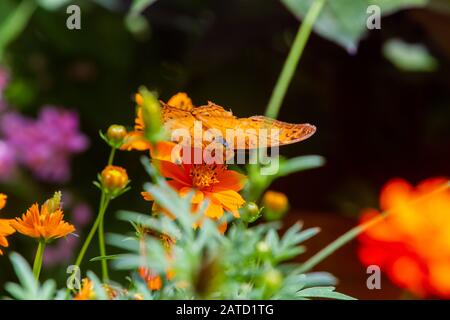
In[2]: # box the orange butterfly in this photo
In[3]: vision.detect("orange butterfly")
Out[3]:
[160,93,316,149]
[123,92,316,153]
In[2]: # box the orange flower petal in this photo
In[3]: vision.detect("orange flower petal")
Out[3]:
[121,132,151,151]
[179,187,204,204]
[156,161,191,186]
[203,200,224,219]
[0,194,6,210]
[214,170,247,192]
[210,190,245,217]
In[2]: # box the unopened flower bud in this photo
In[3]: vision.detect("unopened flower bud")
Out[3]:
[107,125,127,145]
[262,190,289,221]
[100,165,129,194]
[262,268,283,295]
[137,87,163,143]
[256,241,271,258]
[44,191,62,214]
[241,202,260,223]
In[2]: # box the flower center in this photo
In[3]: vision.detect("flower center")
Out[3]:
[190,164,221,189]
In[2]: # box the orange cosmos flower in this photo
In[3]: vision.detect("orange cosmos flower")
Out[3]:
[0,194,15,255]
[11,202,75,242]
[144,161,246,221]
[74,278,95,300]
[358,177,450,298]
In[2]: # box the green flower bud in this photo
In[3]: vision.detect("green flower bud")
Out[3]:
[241,202,261,223]
[44,191,62,214]
[106,125,127,145]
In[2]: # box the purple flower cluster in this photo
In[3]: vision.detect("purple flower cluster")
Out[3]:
[1,107,89,182]
[0,66,89,182]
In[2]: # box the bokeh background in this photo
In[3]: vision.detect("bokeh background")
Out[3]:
[0,0,449,299]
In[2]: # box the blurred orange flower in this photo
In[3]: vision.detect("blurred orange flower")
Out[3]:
[139,267,163,291]
[358,177,450,298]
[74,278,95,300]
[0,194,15,255]
[143,161,246,223]
[11,202,75,242]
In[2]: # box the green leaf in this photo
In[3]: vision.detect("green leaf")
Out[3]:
[8,252,37,296]
[90,254,120,262]
[278,155,325,177]
[130,0,158,14]
[281,0,429,52]
[37,0,71,10]
[383,38,438,72]
[0,0,37,61]
[87,271,109,300]
[296,286,356,300]
[5,253,56,300]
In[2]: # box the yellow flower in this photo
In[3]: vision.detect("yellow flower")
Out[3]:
[100,165,129,194]
[10,202,75,242]
[74,278,95,300]
[0,194,15,255]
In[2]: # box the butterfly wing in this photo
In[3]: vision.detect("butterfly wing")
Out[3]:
[161,103,196,137]
[236,115,316,149]
[192,102,316,149]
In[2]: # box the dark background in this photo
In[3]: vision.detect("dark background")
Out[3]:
[0,0,449,299]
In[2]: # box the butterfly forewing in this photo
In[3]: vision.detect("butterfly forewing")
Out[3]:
[161,101,316,149]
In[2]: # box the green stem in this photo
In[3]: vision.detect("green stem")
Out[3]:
[297,213,386,274]
[107,147,116,166]
[74,196,103,268]
[265,0,325,119]
[98,194,111,282]
[297,181,450,274]
[32,240,46,281]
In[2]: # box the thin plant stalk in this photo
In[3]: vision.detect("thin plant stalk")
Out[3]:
[107,147,116,166]
[265,0,326,119]
[73,148,116,272]
[98,194,111,281]
[32,240,46,281]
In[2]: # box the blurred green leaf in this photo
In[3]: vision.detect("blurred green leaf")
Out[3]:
[37,0,72,10]
[281,0,429,52]
[130,0,158,14]
[5,253,56,300]
[278,155,325,177]
[296,286,356,300]
[0,0,37,61]
[383,38,438,72]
